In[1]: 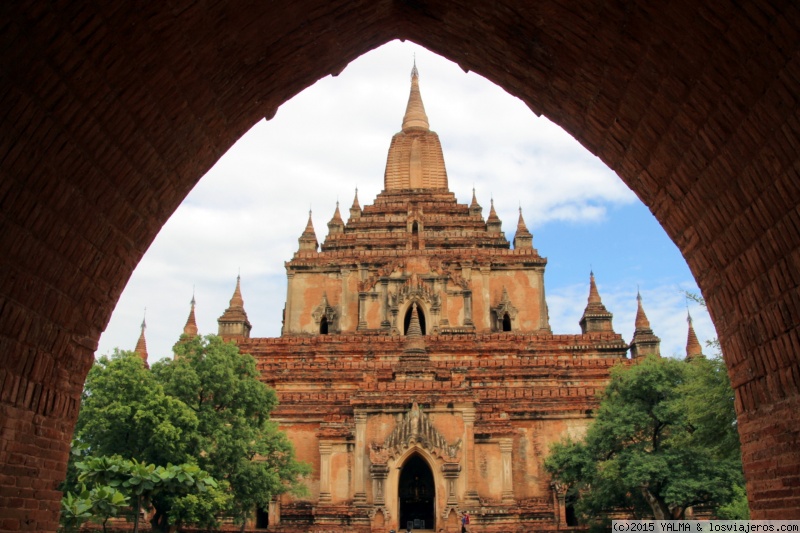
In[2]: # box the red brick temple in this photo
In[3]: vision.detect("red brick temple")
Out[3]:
[170,66,666,532]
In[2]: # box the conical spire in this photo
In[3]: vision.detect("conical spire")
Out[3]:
[469,188,483,217]
[630,290,661,358]
[486,198,502,232]
[588,271,602,305]
[384,64,448,190]
[298,210,318,251]
[579,271,614,334]
[685,311,703,361]
[634,290,651,330]
[403,303,426,355]
[327,201,345,235]
[183,293,199,337]
[217,275,252,341]
[513,206,533,249]
[134,312,149,368]
[401,62,430,132]
[349,188,362,220]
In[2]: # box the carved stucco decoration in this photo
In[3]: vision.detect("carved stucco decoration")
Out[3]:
[358,259,406,292]
[492,286,518,327]
[390,274,441,312]
[428,257,470,290]
[373,403,462,463]
[312,292,337,325]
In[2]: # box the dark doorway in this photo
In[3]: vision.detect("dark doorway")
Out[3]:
[502,312,511,331]
[256,506,269,528]
[320,315,329,334]
[403,305,426,335]
[565,493,578,526]
[411,221,420,250]
[399,454,435,531]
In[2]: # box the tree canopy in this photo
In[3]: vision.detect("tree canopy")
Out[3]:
[66,337,309,531]
[545,354,745,523]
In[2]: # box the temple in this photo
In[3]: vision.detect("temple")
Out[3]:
[170,66,668,532]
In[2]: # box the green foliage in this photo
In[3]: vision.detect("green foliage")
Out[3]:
[72,454,217,533]
[154,335,310,527]
[75,349,198,468]
[59,491,93,533]
[87,485,129,533]
[67,337,308,530]
[716,484,750,520]
[545,355,745,523]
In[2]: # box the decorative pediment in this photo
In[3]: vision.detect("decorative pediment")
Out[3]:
[312,293,337,324]
[492,287,518,331]
[375,403,461,462]
[428,257,470,290]
[390,274,441,311]
[358,259,406,292]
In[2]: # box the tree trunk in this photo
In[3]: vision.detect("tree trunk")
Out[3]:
[133,497,141,533]
[640,486,672,520]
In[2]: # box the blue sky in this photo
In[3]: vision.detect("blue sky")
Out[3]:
[97,40,715,362]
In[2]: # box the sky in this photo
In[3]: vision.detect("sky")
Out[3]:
[97,40,717,363]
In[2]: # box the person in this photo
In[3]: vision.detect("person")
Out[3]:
[461,511,470,533]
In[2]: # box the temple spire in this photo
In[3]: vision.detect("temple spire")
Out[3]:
[580,271,614,333]
[634,290,651,330]
[486,198,502,233]
[403,303,427,355]
[685,311,703,361]
[513,206,533,249]
[384,64,448,190]
[349,188,361,220]
[402,63,430,132]
[327,201,345,235]
[183,292,199,337]
[298,210,318,251]
[134,311,149,368]
[588,271,602,304]
[469,187,483,217]
[217,275,252,341]
[630,290,661,358]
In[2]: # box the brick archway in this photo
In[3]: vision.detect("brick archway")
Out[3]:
[2,2,799,528]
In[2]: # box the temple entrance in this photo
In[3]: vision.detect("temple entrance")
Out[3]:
[398,454,435,531]
[403,305,427,335]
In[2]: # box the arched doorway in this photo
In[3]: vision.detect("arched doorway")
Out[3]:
[398,454,435,531]
[403,304,427,335]
[502,312,511,332]
[320,315,329,334]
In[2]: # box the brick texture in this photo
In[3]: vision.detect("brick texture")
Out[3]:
[2,1,800,529]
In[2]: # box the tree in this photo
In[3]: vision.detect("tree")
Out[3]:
[153,335,309,530]
[74,349,199,468]
[545,355,745,523]
[67,339,307,530]
[73,455,217,533]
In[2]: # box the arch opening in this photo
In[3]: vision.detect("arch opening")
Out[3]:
[398,453,435,531]
[502,312,511,332]
[4,3,800,525]
[320,315,329,335]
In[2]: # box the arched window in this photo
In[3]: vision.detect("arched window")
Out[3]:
[411,221,420,250]
[320,315,329,335]
[502,312,511,332]
[403,304,426,335]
